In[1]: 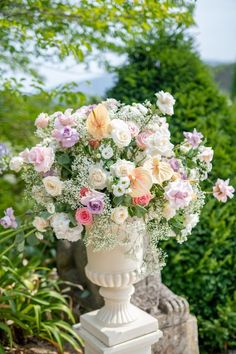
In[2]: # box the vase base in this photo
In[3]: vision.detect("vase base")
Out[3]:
[79,306,161,347]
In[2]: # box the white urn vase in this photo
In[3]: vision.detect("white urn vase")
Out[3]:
[77,220,162,354]
[85,222,144,326]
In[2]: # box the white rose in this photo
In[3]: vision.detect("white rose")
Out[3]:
[134,103,148,115]
[111,206,129,224]
[88,165,107,190]
[101,146,113,159]
[51,213,69,233]
[32,216,49,232]
[50,212,83,242]
[43,176,64,197]
[112,127,131,148]
[155,91,175,116]
[198,147,214,164]
[110,159,135,177]
[9,156,24,172]
[146,130,174,157]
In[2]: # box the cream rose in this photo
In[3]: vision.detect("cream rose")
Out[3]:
[162,203,176,220]
[9,156,24,172]
[43,176,64,196]
[198,147,214,164]
[111,206,129,225]
[32,216,49,232]
[88,165,107,190]
[110,159,135,177]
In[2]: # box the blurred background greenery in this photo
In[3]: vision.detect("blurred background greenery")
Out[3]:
[0,1,235,353]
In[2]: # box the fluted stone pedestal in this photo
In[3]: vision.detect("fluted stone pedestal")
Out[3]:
[75,307,162,354]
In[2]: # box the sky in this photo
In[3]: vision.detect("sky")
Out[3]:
[38,0,236,89]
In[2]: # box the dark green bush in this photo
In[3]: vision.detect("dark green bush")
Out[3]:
[107,34,236,353]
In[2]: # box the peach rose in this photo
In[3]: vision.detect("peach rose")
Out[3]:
[86,104,111,140]
[35,113,49,128]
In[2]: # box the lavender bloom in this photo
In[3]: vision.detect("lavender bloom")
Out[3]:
[0,208,17,229]
[87,199,104,214]
[52,126,79,148]
[183,129,203,148]
[0,143,9,158]
[169,158,180,172]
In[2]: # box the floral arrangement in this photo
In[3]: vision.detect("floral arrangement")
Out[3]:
[5,92,234,270]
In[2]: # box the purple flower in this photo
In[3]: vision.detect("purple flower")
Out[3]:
[0,208,17,229]
[80,190,105,214]
[183,129,203,148]
[0,143,9,158]
[87,199,104,214]
[169,158,180,172]
[52,126,79,148]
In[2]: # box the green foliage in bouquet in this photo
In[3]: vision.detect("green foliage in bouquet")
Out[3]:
[107,34,236,353]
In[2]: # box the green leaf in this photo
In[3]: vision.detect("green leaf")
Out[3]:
[0,322,13,347]
[113,196,124,207]
[27,233,39,246]
[57,153,71,165]
[39,211,51,219]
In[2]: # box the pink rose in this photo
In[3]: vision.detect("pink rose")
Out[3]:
[213,179,234,203]
[28,146,54,173]
[55,113,76,128]
[127,121,140,137]
[80,187,90,198]
[75,207,93,225]
[35,113,49,128]
[136,131,153,149]
[132,193,152,207]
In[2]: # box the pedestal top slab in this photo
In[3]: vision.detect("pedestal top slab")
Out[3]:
[79,306,160,347]
[77,325,162,354]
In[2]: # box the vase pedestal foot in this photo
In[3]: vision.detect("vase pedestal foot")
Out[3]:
[75,307,162,353]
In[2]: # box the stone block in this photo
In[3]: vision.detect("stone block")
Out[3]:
[152,314,199,354]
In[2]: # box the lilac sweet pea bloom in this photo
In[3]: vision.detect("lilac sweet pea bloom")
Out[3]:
[169,158,180,172]
[0,208,17,229]
[52,126,79,148]
[183,129,203,148]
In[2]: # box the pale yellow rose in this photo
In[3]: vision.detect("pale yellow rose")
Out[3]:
[33,216,49,232]
[43,176,64,197]
[111,206,129,225]
[129,167,153,197]
[86,104,111,140]
[143,156,173,184]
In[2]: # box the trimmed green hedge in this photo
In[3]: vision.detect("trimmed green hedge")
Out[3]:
[107,35,236,353]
